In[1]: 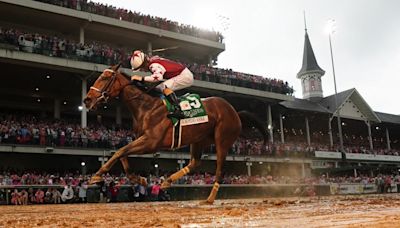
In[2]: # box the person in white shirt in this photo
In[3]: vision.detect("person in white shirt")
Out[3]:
[61,184,74,203]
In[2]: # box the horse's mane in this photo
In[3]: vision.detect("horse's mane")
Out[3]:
[120,71,132,80]
[119,70,163,97]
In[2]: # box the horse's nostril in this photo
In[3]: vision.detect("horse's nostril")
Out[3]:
[83,97,91,105]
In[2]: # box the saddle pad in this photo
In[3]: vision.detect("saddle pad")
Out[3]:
[164,93,208,126]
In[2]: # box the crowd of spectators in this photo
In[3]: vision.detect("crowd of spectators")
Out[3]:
[1,170,398,188]
[0,114,133,149]
[0,170,170,205]
[34,0,224,43]
[271,127,400,156]
[0,113,316,157]
[189,63,293,95]
[0,27,293,95]
[231,139,316,158]
[1,168,399,205]
[1,170,89,205]
[0,27,130,67]
[2,113,400,157]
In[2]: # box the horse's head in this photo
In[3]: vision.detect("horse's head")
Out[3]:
[83,63,128,110]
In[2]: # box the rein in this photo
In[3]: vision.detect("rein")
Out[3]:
[89,69,118,105]
[89,68,164,107]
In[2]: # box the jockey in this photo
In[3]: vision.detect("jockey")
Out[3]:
[130,50,194,119]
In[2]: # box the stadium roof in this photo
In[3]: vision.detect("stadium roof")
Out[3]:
[318,88,354,113]
[297,31,325,78]
[280,98,330,114]
[280,88,382,123]
[375,112,400,125]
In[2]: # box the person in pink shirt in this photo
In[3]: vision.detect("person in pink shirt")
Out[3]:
[150,181,161,201]
[39,127,46,146]
[11,189,21,205]
[59,130,66,146]
[20,189,28,205]
[35,189,44,203]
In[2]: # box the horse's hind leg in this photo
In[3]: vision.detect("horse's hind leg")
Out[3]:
[161,142,206,189]
[202,143,228,204]
[203,125,240,204]
[120,157,147,186]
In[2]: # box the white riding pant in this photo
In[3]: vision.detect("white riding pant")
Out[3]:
[156,68,194,91]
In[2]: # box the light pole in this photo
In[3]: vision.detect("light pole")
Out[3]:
[326,19,344,152]
[154,163,159,177]
[81,161,86,175]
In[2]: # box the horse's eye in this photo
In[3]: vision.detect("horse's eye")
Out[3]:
[101,76,110,81]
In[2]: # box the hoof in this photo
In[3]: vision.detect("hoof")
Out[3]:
[160,181,171,190]
[89,175,103,185]
[199,200,214,205]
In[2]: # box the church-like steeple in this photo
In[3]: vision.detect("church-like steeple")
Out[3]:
[297,18,325,102]
[297,32,325,77]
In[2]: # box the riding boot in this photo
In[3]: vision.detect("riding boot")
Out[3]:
[164,89,185,119]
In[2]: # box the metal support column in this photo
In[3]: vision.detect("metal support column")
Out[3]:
[279,113,285,143]
[267,105,273,144]
[79,26,85,44]
[305,116,311,146]
[178,159,185,170]
[246,162,252,176]
[81,79,87,128]
[386,127,391,150]
[54,99,61,119]
[328,116,334,148]
[366,121,373,150]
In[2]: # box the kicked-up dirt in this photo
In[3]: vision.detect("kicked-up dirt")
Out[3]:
[1,194,400,227]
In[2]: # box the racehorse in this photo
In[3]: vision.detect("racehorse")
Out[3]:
[83,63,267,204]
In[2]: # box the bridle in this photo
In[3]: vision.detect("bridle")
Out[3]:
[89,69,118,106]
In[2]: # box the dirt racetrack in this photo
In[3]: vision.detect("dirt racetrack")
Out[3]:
[1,194,400,227]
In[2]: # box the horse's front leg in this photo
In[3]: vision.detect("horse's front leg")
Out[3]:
[120,157,148,187]
[89,135,157,184]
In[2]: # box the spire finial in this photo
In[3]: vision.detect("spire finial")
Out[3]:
[303,10,307,32]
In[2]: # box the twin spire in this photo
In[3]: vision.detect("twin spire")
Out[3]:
[297,13,325,101]
[297,31,325,78]
[297,12,325,78]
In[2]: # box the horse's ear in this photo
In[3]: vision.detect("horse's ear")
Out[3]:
[114,62,122,71]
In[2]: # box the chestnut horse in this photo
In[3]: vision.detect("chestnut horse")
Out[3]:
[83,64,267,204]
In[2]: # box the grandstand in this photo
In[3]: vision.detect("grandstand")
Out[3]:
[0,0,400,188]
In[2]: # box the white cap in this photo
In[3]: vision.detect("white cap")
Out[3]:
[130,50,145,70]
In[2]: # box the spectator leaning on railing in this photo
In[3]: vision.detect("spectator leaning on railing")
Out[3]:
[0,26,293,96]
[32,0,224,43]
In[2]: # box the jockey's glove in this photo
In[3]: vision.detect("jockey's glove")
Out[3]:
[131,75,144,82]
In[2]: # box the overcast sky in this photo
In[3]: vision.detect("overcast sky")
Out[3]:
[97,0,400,115]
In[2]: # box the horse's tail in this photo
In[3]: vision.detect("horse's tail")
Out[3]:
[238,110,268,144]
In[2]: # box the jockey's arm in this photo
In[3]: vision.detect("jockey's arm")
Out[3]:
[143,63,165,82]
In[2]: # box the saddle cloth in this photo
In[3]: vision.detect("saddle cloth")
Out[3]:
[163,93,208,126]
